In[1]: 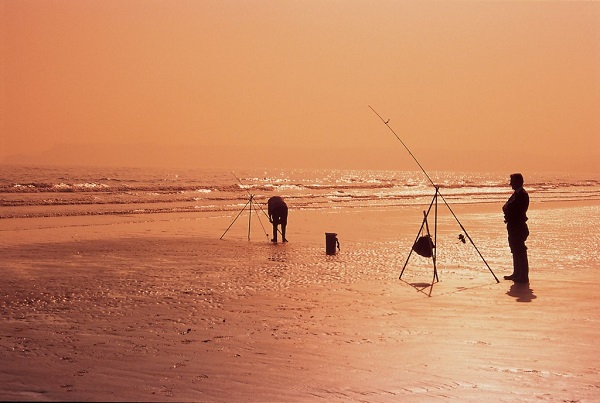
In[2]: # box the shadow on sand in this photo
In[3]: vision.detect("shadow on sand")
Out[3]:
[507,282,537,302]
[397,280,437,297]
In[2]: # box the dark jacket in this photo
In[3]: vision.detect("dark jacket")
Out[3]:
[503,187,529,225]
[268,196,288,222]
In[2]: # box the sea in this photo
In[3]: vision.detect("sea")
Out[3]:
[1,165,599,220]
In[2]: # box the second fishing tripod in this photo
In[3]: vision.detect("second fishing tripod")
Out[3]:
[370,106,500,295]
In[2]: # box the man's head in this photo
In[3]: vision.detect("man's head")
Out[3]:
[510,173,524,190]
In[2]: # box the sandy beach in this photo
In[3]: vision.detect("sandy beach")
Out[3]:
[1,200,599,402]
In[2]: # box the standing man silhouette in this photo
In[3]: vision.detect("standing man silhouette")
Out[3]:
[503,173,530,283]
[268,196,288,243]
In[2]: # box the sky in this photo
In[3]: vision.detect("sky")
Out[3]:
[1,1,599,172]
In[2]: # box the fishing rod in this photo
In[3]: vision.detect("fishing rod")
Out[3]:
[369,105,499,283]
[369,105,436,188]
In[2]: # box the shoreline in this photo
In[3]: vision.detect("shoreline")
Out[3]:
[2,196,598,239]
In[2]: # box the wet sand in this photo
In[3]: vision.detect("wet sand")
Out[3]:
[1,201,599,401]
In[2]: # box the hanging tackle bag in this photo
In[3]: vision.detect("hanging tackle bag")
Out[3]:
[413,235,434,258]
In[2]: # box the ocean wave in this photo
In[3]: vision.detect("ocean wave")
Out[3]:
[1,166,599,220]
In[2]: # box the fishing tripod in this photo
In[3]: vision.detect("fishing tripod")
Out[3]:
[220,193,270,241]
[219,173,283,241]
[369,106,500,294]
[398,186,494,296]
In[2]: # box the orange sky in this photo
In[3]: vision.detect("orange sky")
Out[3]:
[1,1,599,172]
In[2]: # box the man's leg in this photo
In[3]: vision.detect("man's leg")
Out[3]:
[272,221,278,242]
[514,250,529,283]
[281,209,288,242]
[505,232,517,280]
[504,253,516,280]
[513,224,529,283]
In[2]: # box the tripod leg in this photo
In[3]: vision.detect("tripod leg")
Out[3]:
[250,200,270,240]
[247,197,252,240]
[464,229,499,283]
[428,202,438,297]
[428,268,436,297]
[399,250,414,280]
[428,246,437,297]
[433,190,439,283]
[422,205,439,286]
[432,249,439,283]
[437,192,500,283]
[400,193,436,280]
[399,214,427,279]
[220,199,252,240]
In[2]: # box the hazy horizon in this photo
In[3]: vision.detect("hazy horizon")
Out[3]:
[1,140,596,174]
[2,1,598,173]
